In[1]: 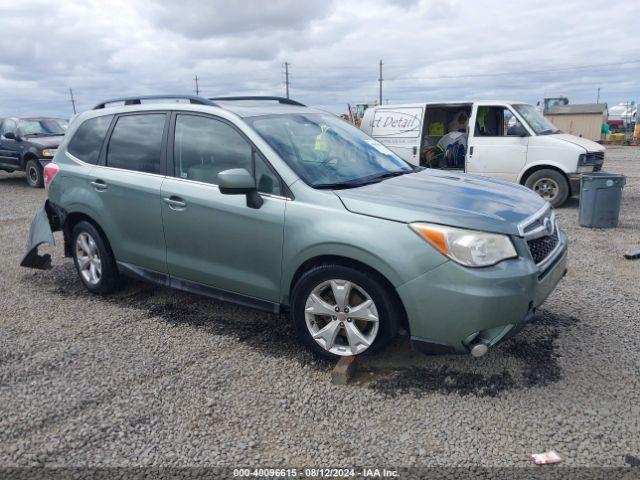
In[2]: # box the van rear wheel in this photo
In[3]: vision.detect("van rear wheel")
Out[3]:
[525,169,569,207]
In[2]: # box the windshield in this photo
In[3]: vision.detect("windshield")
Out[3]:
[247,113,413,188]
[512,104,560,135]
[18,119,66,136]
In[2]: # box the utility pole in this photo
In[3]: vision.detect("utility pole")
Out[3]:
[194,75,200,96]
[284,62,290,99]
[596,87,600,104]
[378,60,383,105]
[69,88,77,115]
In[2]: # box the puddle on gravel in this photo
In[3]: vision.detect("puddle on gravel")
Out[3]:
[365,312,577,398]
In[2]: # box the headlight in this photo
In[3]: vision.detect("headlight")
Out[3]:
[410,223,518,267]
[41,149,57,157]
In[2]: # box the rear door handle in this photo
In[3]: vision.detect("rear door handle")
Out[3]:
[469,146,474,156]
[163,196,187,210]
[91,179,108,191]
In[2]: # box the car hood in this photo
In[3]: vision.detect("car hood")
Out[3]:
[25,135,62,148]
[548,133,604,152]
[334,169,547,236]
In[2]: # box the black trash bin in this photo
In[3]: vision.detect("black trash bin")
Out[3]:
[579,172,626,228]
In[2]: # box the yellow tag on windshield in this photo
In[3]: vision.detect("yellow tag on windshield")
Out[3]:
[314,124,330,151]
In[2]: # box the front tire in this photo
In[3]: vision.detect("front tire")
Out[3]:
[525,169,569,207]
[25,159,43,188]
[291,264,399,360]
[71,221,122,294]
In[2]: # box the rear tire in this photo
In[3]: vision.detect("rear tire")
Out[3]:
[71,221,122,294]
[25,159,43,188]
[525,169,569,207]
[291,263,399,360]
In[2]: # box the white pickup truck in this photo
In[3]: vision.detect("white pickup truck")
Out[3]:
[360,100,605,206]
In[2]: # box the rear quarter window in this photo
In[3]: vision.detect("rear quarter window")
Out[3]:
[67,115,113,165]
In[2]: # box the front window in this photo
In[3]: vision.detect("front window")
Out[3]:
[247,113,413,188]
[512,104,560,135]
[18,119,66,136]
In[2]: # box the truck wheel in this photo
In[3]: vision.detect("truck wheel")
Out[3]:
[525,169,569,207]
[25,159,44,188]
[291,264,399,360]
[71,221,122,294]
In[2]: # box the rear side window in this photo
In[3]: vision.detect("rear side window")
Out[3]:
[106,114,165,174]
[67,115,113,165]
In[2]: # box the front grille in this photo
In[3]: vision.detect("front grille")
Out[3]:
[527,232,559,264]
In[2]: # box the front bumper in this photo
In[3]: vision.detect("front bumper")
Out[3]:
[399,231,568,354]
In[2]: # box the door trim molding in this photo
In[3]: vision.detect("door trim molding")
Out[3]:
[116,261,281,314]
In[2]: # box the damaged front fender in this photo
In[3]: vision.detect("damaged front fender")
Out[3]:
[20,201,57,270]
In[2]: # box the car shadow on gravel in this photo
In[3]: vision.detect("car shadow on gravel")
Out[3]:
[23,262,333,371]
[364,311,578,398]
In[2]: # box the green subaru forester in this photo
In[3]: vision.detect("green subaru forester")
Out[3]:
[22,95,567,360]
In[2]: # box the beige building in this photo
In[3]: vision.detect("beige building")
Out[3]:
[544,103,607,142]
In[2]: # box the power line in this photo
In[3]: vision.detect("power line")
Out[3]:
[388,59,640,82]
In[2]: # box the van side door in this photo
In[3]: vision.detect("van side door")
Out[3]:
[161,112,286,306]
[467,104,529,182]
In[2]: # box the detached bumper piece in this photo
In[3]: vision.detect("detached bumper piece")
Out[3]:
[20,202,56,270]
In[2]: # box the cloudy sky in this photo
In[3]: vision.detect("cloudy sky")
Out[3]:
[0,0,638,118]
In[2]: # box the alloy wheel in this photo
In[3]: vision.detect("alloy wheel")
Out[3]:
[75,232,102,285]
[304,279,379,356]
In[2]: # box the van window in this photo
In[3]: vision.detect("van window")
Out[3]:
[474,107,525,137]
[67,115,113,165]
[173,114,281,195]
[106,114,165,173]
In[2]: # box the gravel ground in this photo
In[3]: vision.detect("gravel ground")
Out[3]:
[1,147,639,472]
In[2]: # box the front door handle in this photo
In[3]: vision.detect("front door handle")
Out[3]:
[163,196,187,210]
[469,146,474,156]
[91,179,108,191]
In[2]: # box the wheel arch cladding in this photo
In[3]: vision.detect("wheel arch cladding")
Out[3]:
[22,151,38,168]
[63,212,114,259]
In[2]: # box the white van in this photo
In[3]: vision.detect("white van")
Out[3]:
[360,101,605,206]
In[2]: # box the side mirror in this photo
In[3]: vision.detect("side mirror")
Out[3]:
[218,168,263,209]
[3,131,16,140]
[508,124,528,137]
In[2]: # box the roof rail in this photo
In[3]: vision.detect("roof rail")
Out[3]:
[93,95,219,110]
[209,96,306,107]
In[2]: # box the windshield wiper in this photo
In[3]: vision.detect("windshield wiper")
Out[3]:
[538,129,558,135]
[313,170,412,190]
[314,180,369,190]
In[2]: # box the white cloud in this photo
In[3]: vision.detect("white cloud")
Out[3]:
[0,0,637,117]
